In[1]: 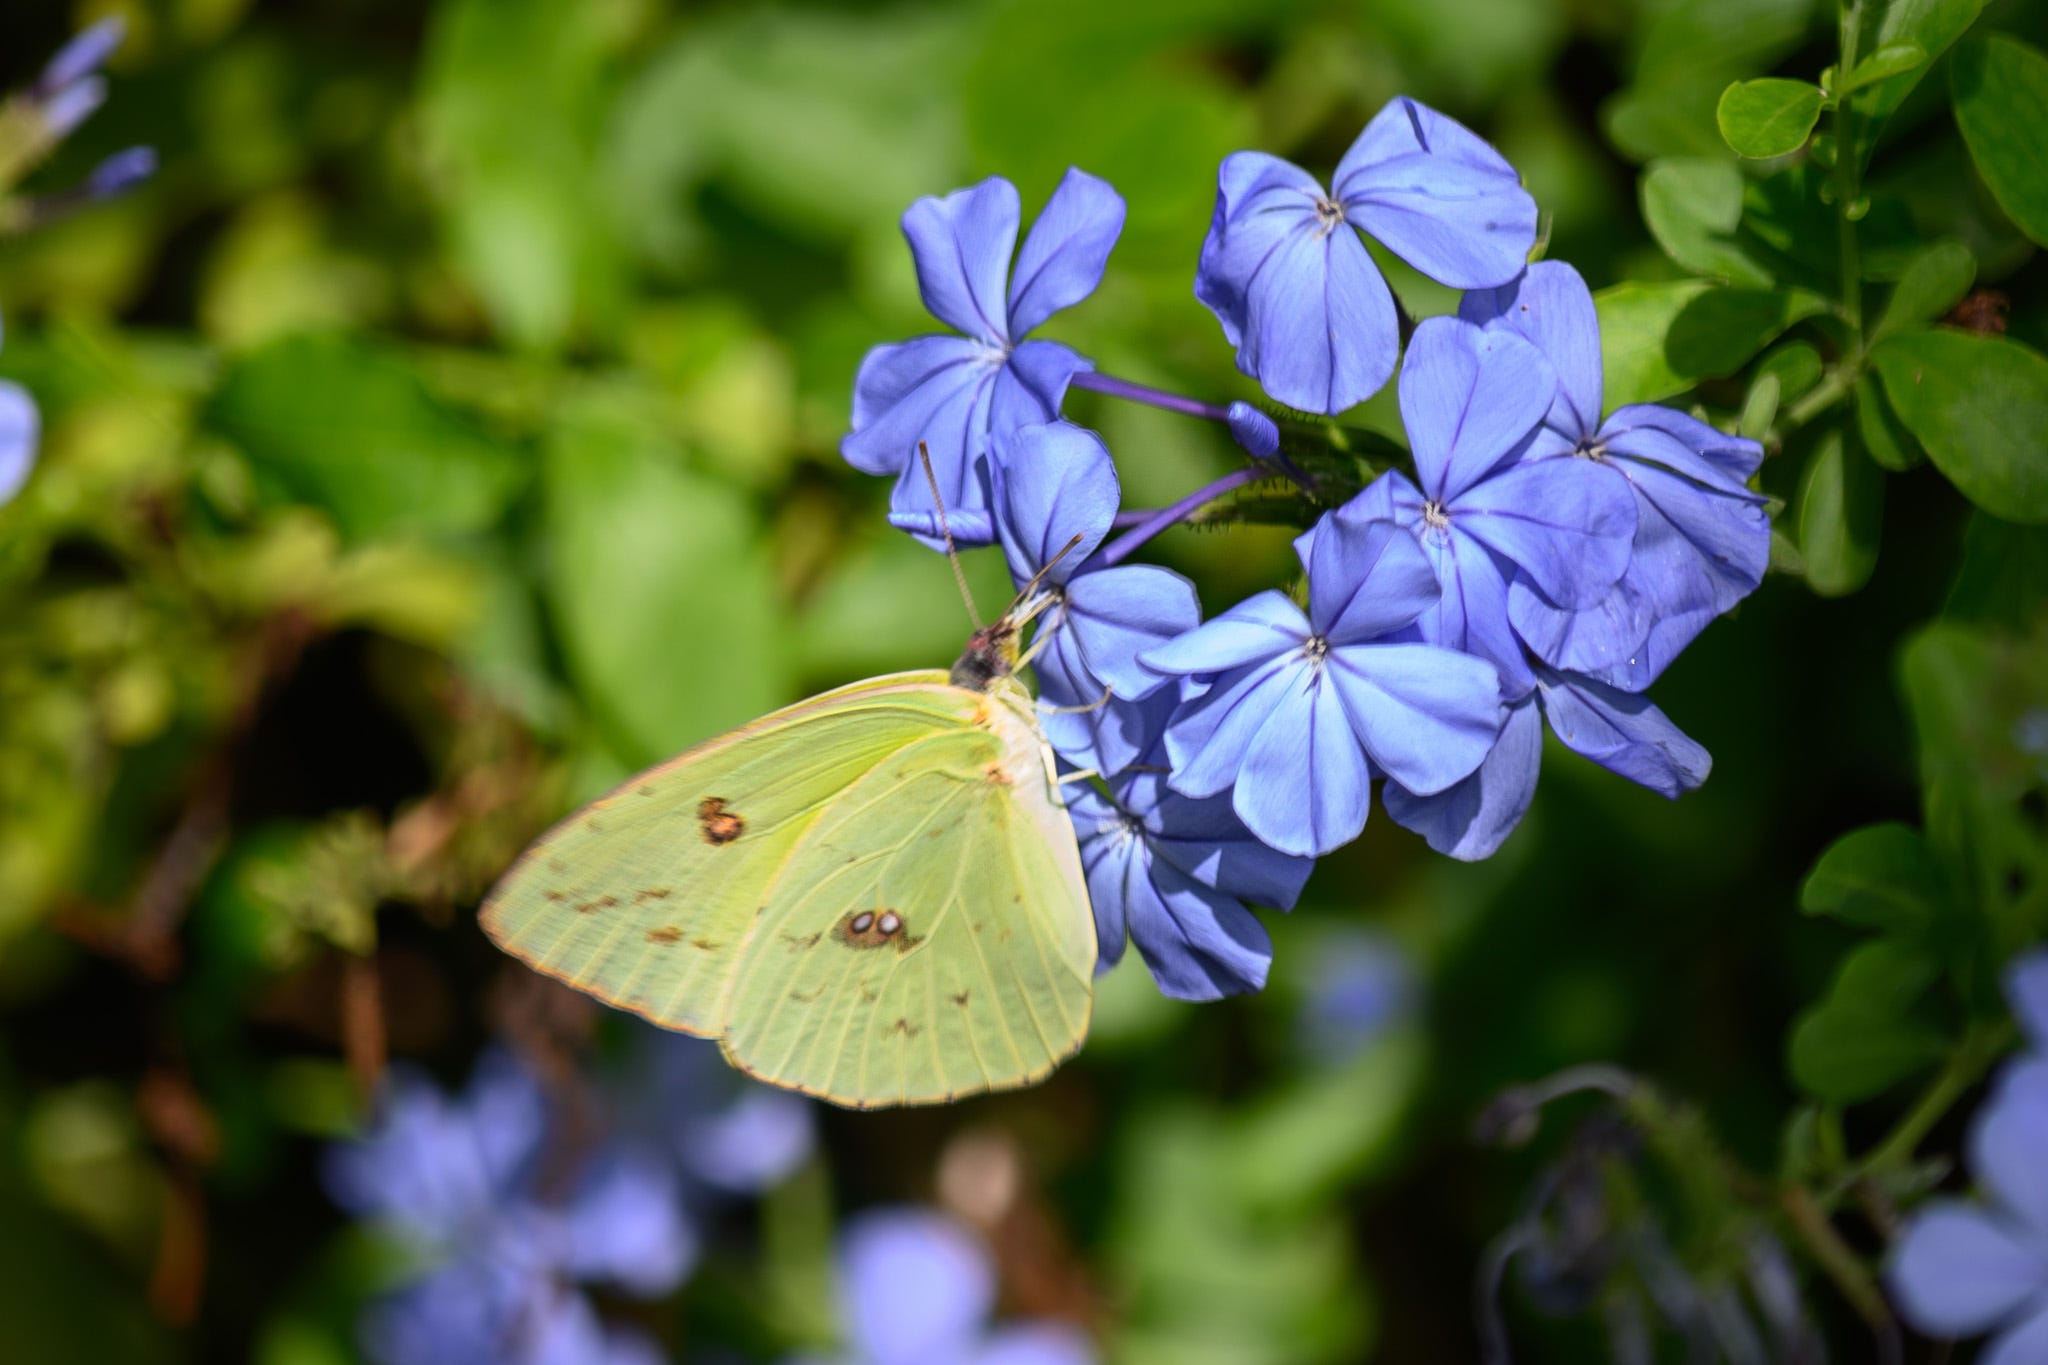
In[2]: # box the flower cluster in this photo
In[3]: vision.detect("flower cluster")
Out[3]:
[1889,951,2048,1363]
[324,1032,813,1365]
[786,1206,1093,1365]
[842,96,1769,999]
[0,18,157,507]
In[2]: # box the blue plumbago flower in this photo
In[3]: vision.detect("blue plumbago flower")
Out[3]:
[326,1050,692,1365]
[1460,261,1770,690]
[788,1207,1094,1365]
[1890,953,2048,1364]
[1351,314,1637,697]
[1141,513,1503,858]
[33,18,125,105]
[985,421,1198,773]
[1068,750,1315,1000]
[1226,400,1281,458]
[843,170,1125,546]
[1298,929,1412,1065]
[1382,661,1711,862]
[618,1028,815,1195]
[0,317,37,506]
[1195,97,1537,416]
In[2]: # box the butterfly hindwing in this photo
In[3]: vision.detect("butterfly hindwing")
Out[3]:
[480,673,968,1037]
[717,678,1095,1107]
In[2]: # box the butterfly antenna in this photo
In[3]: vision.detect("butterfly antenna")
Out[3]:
[1010,532,1086,621]
[919,441,983,630]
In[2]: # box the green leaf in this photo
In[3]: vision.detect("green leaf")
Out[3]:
[1796,427,1883,596]
[1739,370,1781,441]
[1873,241,1976,341]
[1855,373,1923,472]
[1944,514,2048,628]
[1855,0,1991,159]
[1800,823,1950,935]
[1871,330,2048,523]
[208,335,526,544]
[1602,0,1815,163]
[1639,158,1775,286]
[542,398,789,766]
[1837,40,1927,93]
[1596,282,1828,407]
[1951,34,2048,248]
[1716,78,1826,158]
[1788,940,1945,1103]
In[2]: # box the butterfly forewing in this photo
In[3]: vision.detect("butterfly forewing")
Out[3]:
[717,679,1094,1107]
[480,673,965,1036]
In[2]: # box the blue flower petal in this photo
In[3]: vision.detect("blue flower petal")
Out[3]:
[1141,777,1314,911]
[843,333,999,480]
[1398,317,1555,504]
[1987,1304,2048,1365]
[1007,168,1126,338]
[1236,670,1370,857]
[1459,260,1605,443]
[1067,780,1134,969]
[1452,455,1637,610]
[1303,507,1442,645]
[1227,401,1281,458]
[1195,152,1398,414]
[839,1209,993,1365]
[971,1322,1099,1365]
[2006,950,2048,1053]
[558,1149,696,1297]
[902,177,1020,344]
[1157,653,1301,799]
[1889,1202,2048,1337]
[1327,641,1502,796]
[1142,589,1309,676]
[1602,405,1767,492]
[0,380,37,505]
[1383,691,1542,860]
[1038,660,1175,776]
[1132,853,1276,999]
[1060,565,1200,699]
[992,422,1119,585]
[1971,1061,2048,1235]
[1333,98,1537,289]
[1535,667,1710,796]
[989,339,1092,443]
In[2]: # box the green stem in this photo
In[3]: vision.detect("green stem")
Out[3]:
[1833,0,1865,350]
[1778,365,1857,438]
[1836,1022,2013,1195]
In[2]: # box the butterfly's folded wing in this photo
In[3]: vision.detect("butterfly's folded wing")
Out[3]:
[717,684,1095,1108]
[479,673,964,1037]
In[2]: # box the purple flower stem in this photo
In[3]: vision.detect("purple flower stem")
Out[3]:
[1097,465,1267,567]
[1069,369,1232,423]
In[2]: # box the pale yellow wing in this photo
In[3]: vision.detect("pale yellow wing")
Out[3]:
[479,672,968,1036]
[716,678,1095,1108]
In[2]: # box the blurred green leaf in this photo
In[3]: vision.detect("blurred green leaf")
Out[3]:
[1640,158,1776,286]
[208,335,527,544]
[1854,0,1991,151]
[418,0,627,349]
[1796,427,1884,596]
[1603,0,1814,162]
[1717,78,1825,158]
[1871,330,2048,524]
[1944,514,2048,627]
[1800,822,1950,934]
[1950,33,2048,247]
[1837,40,1927,93]
[1854,372,1923,472]
[1788,939,1945,1102]
[1872,240,1975,341]
[542,398,788,764]
[1597,280,1828,406]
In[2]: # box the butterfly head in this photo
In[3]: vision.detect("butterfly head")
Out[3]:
[949,618,1020,691]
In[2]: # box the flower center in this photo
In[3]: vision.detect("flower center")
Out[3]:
[1421,500,1451,531]
[1312,195,1346,237]
[1303,634,1331,666]
[1573,437,1608,462]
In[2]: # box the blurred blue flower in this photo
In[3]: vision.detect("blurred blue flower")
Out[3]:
[616,1028,816,1196]
[1069,757,1314,999]
[326,1050,691,1365]
[0,317,37,506]
[843,170,1125,546]
[1889,951,2048,1364]
[1382,661,1711,861]
[790,1207,1093,1365]
[1141,514,1502,857]
[33,18,125,103]
[984,422,1196,771]
[1195,97,1537,415]
[1298,930,1411,1064]
[1349,315,1636,697]
[1459,262,1770,691]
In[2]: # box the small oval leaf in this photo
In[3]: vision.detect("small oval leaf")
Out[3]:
[1872,331,2048,524]
[1951,34,2048,247]
[1717,78,1826,159]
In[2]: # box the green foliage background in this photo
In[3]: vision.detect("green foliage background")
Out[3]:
[0,0,2044,1361]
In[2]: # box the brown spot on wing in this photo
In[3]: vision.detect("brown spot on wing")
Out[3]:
[575,895,619,915]
[983,762,1012,786]
[833,908,919,952]
[646,926,682,944]
[697,796,746,845]
[543,890,565,902]
[780,930,822,950]
[691,937,721,952]
[634,888,673,904]
[951,989,970,1006]
[887,1017,920,1038]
